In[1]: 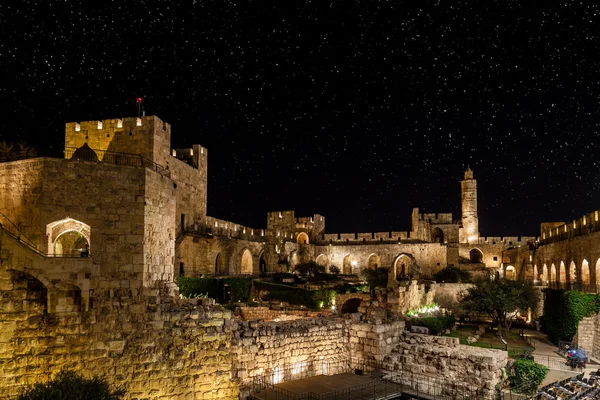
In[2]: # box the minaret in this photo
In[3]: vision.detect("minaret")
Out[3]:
[460,168,479,243]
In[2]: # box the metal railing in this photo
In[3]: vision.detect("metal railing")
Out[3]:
[250,358,499,400]
[64,147,170,177]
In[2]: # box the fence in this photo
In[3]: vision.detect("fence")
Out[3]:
[250,358,499,400]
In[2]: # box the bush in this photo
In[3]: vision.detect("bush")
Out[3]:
[254,280,335,309]
[433,266,471,283]
[223,277,251,302]
[16,370,125,400]
[294,262,325,280]
[329,265,340,274]
[360,267,388,289]
[509,359,548,395]
[177,277,219,299]
[541,289,600,343]
[334,282,369,294]
[408,316,456,335]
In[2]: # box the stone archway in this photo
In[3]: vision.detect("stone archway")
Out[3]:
[241,249,253,275]
[533,264,539,282]
[550,263,557,282]
[559,261,566,283]
[595,259,600,287]
[392,253,419,281]
[541,263,548,283]
[367,253,380,270]
[431,228,444,244]
[296,232,309,245]
[46,218,91,257]
[315,254,329,271]
[505,266,516,280]
[469,248,483,263]
[341,298,362,314]
[215,252,226,275]
[581,259,590,285]
[259,252,267,273]
[342,254,356,275]
[568,261,576,283]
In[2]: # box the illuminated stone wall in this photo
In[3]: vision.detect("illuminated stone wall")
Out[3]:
[0,280,238,399]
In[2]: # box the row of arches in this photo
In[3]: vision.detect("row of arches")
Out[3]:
[213,248,267,276]
[314,252,420,280]
[530,259,600,285]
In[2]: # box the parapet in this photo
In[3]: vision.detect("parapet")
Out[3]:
[540,209,600,242]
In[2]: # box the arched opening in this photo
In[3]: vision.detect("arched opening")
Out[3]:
[316,254,329,271]
[533,265,539,282]
[393,254,417,281]
[241,249,253,275]
[46,218,91,257]
[505,266,516,281]
[54,231,89,257]
[595,259,600,288]
[341,298,362,314]
[550,264,557,282]
[0,270,48,315]
[259,253,267,273]
[290,251,300,269]
[296,232,309,245]
[581,259,590,285]
[568,261,576,283]
[469,248,483,263]
[342,254,356,275]
[541,264,548,283]
[215,252,226,275]
[559,261,566,282]
[367,254,380,270]
[431,228,444,244]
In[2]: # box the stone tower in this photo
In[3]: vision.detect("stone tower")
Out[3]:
[459,168,479,243]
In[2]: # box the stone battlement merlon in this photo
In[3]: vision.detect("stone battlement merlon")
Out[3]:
[475,236,537,245]
[322,231,412,243]
[205,216,265,238]
[419,212,454,224]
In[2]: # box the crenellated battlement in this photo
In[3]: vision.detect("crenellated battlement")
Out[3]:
[203,216,265,240]
[417,212,454,224]
[473,236,537,246]
[322,231,414,244]
[540,209,600,243]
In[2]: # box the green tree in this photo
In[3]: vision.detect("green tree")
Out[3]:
[16,370,125,400]
[433,265,471,283]
[0,141,37,162]
[360,267,389,291]
[294,261,325,280]
[459,279,540,337]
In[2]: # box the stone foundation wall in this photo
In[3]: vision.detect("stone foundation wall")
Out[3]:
[574,313,599,360]
[231,318,350,396]
[348,321,405,364]
[238,306,328,321]
[384,333,507,393]
[0,278,238,399]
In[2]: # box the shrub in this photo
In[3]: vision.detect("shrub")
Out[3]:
[541,289,600,343]
[223,277,251,302]
[254,281,335,309]
[433,266,471,283]
[509,359,548,395]
[177,277,220,300]
[360,267,388,289]
[408,316,456,335]
[329,265,340,274]
[294,262,325,280]
[16,370,125,400]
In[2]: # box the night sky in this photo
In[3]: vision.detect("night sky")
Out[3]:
[2,1,600,237]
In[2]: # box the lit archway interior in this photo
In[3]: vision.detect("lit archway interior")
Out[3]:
[568,261,576,283]
[296,232,309,244]
[550,264,557,282]
[533,264,539,282]
[393,255,414,280]
[581,259,590,284]
[46,218,91,257]
[541,264,548,282]
[505,266,516,280]
[469,249,483,263]
[559,261,566,282]
[595,259,600,286]
[241,249,253,274]
[367,254,380,270]
[342,254,356,275]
